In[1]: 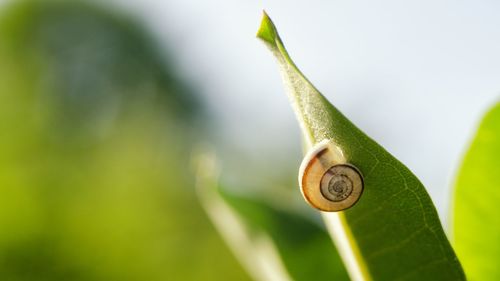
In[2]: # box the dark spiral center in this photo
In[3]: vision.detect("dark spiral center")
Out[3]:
[322,174,353,202]
[330,178,348,193]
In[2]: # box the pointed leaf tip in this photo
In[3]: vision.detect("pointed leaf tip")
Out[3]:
[256,11,279,46]
[256,10,466,280]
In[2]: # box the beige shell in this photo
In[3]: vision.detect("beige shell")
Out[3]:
[299,140,364,212]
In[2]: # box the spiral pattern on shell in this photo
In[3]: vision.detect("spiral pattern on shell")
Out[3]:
[299,140,364,212]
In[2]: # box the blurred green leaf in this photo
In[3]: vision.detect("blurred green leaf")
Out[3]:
[452,102,500,280]
[197,154,349,281]
[0,0,200,137]
[257,12,465,281]
[0,2,248,281]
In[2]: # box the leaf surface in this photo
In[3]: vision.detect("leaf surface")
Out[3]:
[257,12,465,281]
[452,102,500,280]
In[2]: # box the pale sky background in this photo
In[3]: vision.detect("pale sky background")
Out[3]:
[3,0,500,221]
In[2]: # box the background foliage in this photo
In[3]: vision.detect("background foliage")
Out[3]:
[0,1,250,280]
[452,102,500,280]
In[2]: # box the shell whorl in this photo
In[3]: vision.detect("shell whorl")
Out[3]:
[299,140,364,212]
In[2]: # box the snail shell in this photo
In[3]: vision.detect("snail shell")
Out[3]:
[299,140,364,212]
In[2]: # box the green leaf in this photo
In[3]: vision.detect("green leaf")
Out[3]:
[257,12,465,281]
[196,153,350,281]
[452,101,500,280]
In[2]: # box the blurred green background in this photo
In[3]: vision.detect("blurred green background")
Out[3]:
[0,1,252,280]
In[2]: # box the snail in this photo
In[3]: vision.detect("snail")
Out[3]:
[299,140,364,212]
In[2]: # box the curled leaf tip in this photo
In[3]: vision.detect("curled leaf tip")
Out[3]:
[256,10,279,46]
